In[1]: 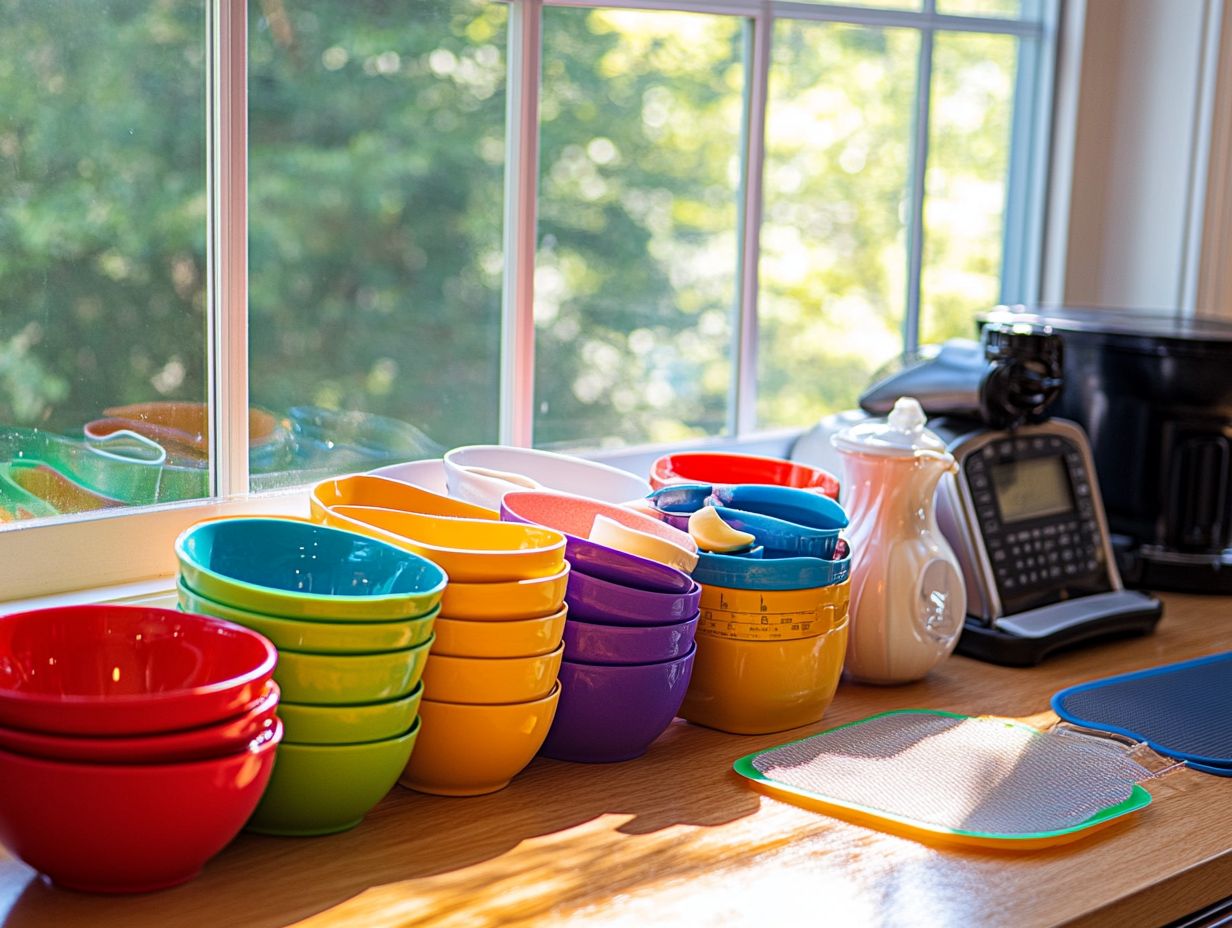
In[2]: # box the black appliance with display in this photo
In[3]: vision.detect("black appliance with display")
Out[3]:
[860,321,1163,666]
[983,306,1232,595]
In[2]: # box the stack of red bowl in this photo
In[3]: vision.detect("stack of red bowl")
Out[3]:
[0,604,280,894]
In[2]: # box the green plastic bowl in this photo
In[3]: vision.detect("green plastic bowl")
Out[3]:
[175,517,446,621]
[273,634,433,705]
[246,718,420,836]
[177,579,438,655]
[278,683,424,745]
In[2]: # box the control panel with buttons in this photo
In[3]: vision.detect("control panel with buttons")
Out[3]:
[961,431,1112,613]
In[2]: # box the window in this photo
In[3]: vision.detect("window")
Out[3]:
[0,0,1057,599]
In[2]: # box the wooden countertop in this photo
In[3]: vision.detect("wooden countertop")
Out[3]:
[1,593,1229,928]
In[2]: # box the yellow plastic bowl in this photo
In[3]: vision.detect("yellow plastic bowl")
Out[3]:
[680,621,848,735]
[432,605,567,659]
[311,474,498,521]
[699,579,850,640]
[439,564,570,620]
[420,644,563,705]
[314,505,566,583]
[399,683,560,796]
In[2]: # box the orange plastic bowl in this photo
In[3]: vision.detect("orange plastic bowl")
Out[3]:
[400,683,561,796]
[420,645,563,705]
[433,605,568,659]
[439,564,570,620]
[680,620,849,735]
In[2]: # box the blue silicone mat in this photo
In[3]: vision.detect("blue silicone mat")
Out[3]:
[1052,651,1232,775]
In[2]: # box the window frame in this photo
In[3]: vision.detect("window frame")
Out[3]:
[0,0,1059,605]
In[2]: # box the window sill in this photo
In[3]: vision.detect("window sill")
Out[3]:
[0,428,807,609]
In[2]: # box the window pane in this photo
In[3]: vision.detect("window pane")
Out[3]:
[248,0,505,488]
[936,0,1044,19]
[758,23,917,428]
[535,8,743,449]
[919,31,1017,345]
[790,0,924,9]
[0,1,207,521]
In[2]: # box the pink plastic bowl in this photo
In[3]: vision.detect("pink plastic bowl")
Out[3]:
[0,682,280,764]
[0,605,277,736]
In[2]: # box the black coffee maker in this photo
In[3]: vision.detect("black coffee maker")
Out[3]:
[983,307,1232,594]
[860,320,1163,666]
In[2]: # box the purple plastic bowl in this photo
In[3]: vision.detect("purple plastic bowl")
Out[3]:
[538,645,696,763]
[500,496,693,595]
[566,570,702,626]
[562,613,699,666]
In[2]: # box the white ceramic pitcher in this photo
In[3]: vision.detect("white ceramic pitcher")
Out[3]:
[832,397,966,684]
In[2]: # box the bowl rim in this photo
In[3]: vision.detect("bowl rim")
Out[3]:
[649,451,840,495]
[560,641,698,671]
[175,516,447,608]
[276,631,436,661]
[0,605,277,709]
[444,560,571,593]
[432,602,568,630]
[444,445,652,497]
[0,717,283,773]
[278,679,424,713]
[325,504,567,560]
[422,641,564,668]
[566,569,701,625]
[419,679,562,710]
[312,472,498,521]
[176,576,442,628]
[0,682,282,758]
[692,548,853,591]
[563,611,700,634]
[500,492,694,594]
[274,715,421,753]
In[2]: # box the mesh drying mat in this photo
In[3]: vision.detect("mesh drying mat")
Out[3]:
[733,710,1152,846]
[1053,651,1232,774]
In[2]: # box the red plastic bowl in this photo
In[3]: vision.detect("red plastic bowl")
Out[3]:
[648,452,840,499]
[0,720,281,893]
[0,682,280,764]
[0,605,277,736]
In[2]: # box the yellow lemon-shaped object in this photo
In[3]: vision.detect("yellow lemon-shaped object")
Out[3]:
[689,506,756,553]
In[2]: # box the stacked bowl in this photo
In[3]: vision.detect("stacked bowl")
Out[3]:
[0,604,280,892]
[310,475,568,796]
[649,451,841,500]
[647,482,853,735]
[443,445,653,509]
[501,490,700,763]
[176,516,444,836]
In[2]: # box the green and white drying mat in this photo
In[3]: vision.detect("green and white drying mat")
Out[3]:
[734,710,1167,850]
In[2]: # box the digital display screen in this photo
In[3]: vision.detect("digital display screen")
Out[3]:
[991,456,1074,523]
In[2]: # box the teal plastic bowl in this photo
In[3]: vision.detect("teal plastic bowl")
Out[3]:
[273,634,434,705]
[278,683,423,745]
[177,579,438,654]
[175,517,447,621]
[246,718,420,836]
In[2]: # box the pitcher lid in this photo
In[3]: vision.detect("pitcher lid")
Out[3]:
[831,397,949,457]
